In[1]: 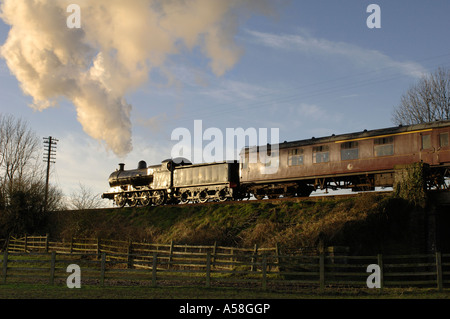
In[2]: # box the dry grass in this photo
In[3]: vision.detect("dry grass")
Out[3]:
[47,192,420,254]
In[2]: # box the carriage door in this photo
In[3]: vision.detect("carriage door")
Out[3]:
[437,131,449,164]
[420,132,434,164]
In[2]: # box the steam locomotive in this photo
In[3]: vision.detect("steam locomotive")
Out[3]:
[102,120,450,207]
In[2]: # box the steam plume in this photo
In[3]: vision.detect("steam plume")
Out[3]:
[0,0,272,157]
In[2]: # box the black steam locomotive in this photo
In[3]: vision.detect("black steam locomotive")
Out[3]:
[102,158,241,207]
[102,120,450,207]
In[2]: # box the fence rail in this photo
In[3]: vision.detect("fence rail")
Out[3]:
[1,235,449,291]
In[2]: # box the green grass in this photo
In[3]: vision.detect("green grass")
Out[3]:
[0,283,449,299]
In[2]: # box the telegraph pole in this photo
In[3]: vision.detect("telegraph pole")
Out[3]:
[43,136,58,212]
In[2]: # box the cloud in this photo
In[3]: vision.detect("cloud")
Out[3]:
[200,79,275,103]
[296,103,326,119]
[246,29,427,78]
[289,103,342,123]
[136,113,168,133]
[0,0,273,157]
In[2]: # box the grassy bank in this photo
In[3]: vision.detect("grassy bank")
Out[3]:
[46,193,424,255]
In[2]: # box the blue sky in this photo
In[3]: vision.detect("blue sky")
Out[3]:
[0,0,449,203]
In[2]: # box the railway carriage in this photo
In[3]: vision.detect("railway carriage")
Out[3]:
[240,120,450,199]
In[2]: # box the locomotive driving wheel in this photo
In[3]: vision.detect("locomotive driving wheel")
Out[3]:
[129,193,139,207]
[140,191,151,206]
[114,193,127,208]
[153,190,166,206]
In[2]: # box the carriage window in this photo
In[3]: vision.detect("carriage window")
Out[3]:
[422,135,431,150]
[341,141,359,160]
[374,136,394,156]
[440,132,449,147]
[288,148,304,166]
[313,146,329,163]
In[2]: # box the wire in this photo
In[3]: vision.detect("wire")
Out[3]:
[152,52,450,125]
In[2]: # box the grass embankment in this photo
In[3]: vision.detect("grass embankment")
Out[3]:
[47,193,423,255]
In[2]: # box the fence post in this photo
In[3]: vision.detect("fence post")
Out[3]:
[275,243,280,271]
[6,235,10,253]
[100,252,106,286]
[377,254,384,293]
[127,239,133,269]
[168,240,174,269]
[206,252,211,288]
[49,251,56,285]
[319,253,325,292]
[230,248,235,272]
[97,237,101,259]
[251,244,258,272]
[70,237,74,254]
[436,252,443,292]
[212,241,217,267]
[262,255,267,291]
[2,250,8,284]
[45,234,49,253]
[152,253,157,287]
[24,234,28,253]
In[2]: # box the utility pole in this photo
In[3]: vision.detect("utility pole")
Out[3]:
[43,136,58,212]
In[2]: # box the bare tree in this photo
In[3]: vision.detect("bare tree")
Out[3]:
[0,114,40,192]
[392,67,450,125]
[68,183,104,210]
[0,114,64,237]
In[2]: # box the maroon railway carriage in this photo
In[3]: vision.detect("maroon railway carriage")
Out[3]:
[240,120,450,199]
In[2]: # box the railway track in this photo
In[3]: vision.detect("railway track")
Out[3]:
[96,190,393,211]
[175,190,393,207]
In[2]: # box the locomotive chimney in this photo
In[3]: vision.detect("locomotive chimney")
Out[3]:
[119,163,125,171]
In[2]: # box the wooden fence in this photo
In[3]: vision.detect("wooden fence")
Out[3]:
[4,235,282,271]
[1,235,449,291]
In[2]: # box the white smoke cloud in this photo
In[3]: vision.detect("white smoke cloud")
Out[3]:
[0,0,273,157]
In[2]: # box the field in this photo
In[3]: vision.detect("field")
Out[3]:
[2,285,447,317]
[1,283,449,299]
